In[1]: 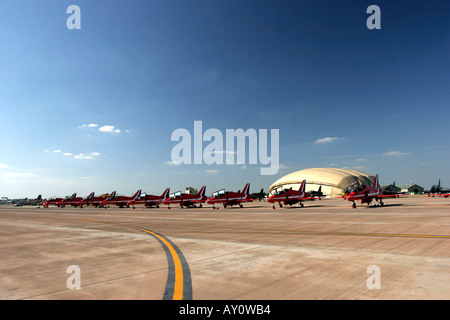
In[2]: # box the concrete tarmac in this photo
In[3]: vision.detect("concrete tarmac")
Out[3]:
[0,195,449,300]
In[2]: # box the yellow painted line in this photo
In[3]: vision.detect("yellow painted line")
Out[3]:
[124,225,184,300]
[82,220,185,300]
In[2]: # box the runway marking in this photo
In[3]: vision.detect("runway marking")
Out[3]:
[83,220,192,300]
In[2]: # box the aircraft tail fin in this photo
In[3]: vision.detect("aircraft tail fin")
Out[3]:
[373,174,379,188]
[133,190,142,200]
[87,192,95,200]
[197,186,206,197]
[161,188,170,199]
[299,180,306,192]
[242,183,250,195]
[70,193,77,200]
[107,191,116,200]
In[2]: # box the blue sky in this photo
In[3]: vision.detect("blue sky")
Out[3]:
[0,0,449,198]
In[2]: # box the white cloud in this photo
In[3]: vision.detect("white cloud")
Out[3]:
[47,149,100,159]
[164,161,180,166]
[74,154,94,160]
[205,169,219,174]
[278,163,290,170]
[73,152,100,160]
[79,123,130,134]
[99,125,121,133]
[383,151,411,157]
[314,137,343,144]
[79,123,98,128]
[0,164,9,168]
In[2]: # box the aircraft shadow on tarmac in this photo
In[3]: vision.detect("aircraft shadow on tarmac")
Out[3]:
[277,204,326,209]
[364,203,404,208]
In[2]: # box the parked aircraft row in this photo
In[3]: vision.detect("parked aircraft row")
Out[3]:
[42,184,268,210]
[39,177,449,210]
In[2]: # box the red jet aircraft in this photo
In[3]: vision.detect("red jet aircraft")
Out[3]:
[267,180,315,209]
[55,193,85,208]
[342,174,403,208]
[163,186,207,209]
[76,192,111,208]
[207,183,253,209]
[128,188,170,208]
[42,197,63,208]
[100,190,141,208]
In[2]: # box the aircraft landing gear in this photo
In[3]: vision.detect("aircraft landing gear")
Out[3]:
[352,202,357,209]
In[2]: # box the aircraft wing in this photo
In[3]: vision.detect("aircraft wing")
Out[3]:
[378,193,408,198]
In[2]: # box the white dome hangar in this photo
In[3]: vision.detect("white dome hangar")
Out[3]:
[268,168,375,198]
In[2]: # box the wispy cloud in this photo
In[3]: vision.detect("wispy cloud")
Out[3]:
[314,137,343,144]
[73,154,94,159]
[79,123,98,128]
[164,160,180,166]
[205,169,219,174]
[79,123,129,134]
[46,149,101,160]
[0,163,9,168]
[278,163,290,170]
[383,151,411,157]
[73,152,101,160]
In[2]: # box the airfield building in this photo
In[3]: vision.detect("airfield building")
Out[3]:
[397,184,424,195]
[269,168,375,198]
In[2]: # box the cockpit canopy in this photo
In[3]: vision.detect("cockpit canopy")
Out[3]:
[212,189,229,197]
[169,191,184,199]
[343,180,367,194]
